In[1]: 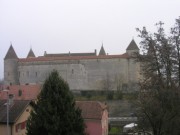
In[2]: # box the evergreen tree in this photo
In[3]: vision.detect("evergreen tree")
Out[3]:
[26,70,86,135]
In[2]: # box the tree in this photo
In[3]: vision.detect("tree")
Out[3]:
[136,17,180,135]
[26,70,86,135]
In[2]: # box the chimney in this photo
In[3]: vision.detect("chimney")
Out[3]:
[8,94,14,105]
[44,51,47,56]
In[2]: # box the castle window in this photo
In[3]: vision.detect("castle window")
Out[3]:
[72,69,74,74]
[35,72,38,77]
[27,71,29,77]
[8,72,10,76]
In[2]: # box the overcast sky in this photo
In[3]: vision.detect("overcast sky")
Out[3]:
[0,0,180,79]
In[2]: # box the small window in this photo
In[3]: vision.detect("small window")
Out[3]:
[26,109,29,112]
[35,72,38,77]
[15,121,27,133]
[21,121,26,129]
[27,71,29,77]
[72,69,74,74]
[18,90,22,96]
[16,123,21,132]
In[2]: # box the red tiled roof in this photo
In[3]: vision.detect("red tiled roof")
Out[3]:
[76,101,107,120]
[0,85,41,100]
[44,52,96,57]
[18,53,129,63]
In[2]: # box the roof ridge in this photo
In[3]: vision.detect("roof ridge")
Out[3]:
[19,53,130,62]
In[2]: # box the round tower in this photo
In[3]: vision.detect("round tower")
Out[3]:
[4,44,19,85]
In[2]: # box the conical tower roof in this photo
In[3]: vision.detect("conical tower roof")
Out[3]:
[99,44,106,55]
[126,39,139,50]
[27,48,35,58]
[4,44,18,60]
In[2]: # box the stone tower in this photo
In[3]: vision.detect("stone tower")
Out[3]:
[4,44,19,85]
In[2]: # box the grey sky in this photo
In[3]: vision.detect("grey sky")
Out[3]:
[0,0,180,79]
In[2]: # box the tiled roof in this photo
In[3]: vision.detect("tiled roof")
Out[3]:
[126,39,139,50]
[27,48,36,58]
[19,53,129,63]
[4,45,18,60]
[44,52,96,57]
[0,85,41,100]
[0,100,31,124]
[99,45,106,55]
[76,101,107,120]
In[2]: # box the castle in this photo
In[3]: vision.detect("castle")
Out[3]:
[4,40,140,92]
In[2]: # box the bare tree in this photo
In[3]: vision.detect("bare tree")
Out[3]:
[170,17,180,86]
[136,18,180,135]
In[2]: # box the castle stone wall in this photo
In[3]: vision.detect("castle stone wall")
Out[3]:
[4,40,140,91]
[18,57,140,91]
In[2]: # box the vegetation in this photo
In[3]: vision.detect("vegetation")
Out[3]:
[26,70,86,135]
[109,126,122,135]
[75,90,138,101]
[136,17,180,135]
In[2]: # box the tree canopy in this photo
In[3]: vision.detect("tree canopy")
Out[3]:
[136,17,180,135]
[26,70,86,135]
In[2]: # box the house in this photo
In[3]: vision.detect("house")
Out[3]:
[76,101,108,135]
[0,99,108,135]
[0,100,32,135]
[0,84,41,100]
